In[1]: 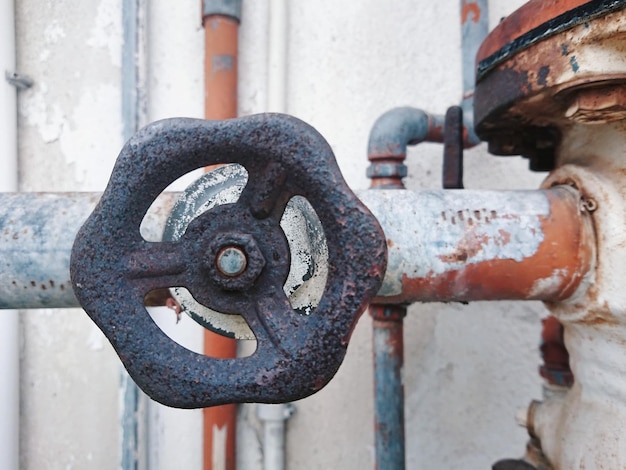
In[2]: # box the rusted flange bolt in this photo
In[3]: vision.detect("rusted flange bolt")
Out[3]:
[206,232,266,291]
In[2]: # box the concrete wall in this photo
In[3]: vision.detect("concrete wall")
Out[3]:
[14,0,548,468]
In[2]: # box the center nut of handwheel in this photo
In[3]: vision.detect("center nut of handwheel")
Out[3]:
[206,232,266,291]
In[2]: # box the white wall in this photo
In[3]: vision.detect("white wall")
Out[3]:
[15,0,548,469]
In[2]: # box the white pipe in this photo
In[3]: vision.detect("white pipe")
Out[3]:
[257,404,295,470]
[257,2,293,469]
[267,0,288,113]
[0,0,19,469]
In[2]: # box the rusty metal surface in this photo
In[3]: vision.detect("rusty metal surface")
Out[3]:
[492,459,538,470]
[366,110,407,470]
[443,106,464,189]
[474,4,626,170]
[370,305,406,470]
[477,0,626,80]
[70,113,387,408]
[539,316,573,387]
[357,186,593,304]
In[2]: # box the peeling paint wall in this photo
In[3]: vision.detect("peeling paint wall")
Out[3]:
[17,2,123,469]
[15,0,548,469]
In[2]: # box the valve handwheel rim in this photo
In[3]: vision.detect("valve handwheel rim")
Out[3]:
[70,113,387,408]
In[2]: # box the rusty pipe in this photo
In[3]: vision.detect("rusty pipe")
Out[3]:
[370,305,406,470]
[367,107,445,188]
[0,186,592,309]
[367,0,488,188]
[539,316,573,387]
[368,114,408,469]
[202,1,241,469]
[367,0,488,187]
[366,103,482,189]
[360,185,593,304]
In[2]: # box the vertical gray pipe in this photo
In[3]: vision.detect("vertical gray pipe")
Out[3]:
[121,0,149,468]
[367,105,408,470]
[367,2,490,468]
[371,305,407,469]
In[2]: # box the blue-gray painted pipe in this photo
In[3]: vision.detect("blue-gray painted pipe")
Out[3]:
[0,192,177,310]
[366,107,445,187]
[371,305,406,470]
[122,0,139,143]
[368,108,409,470]
[367,107,445,159]
[461,0,489,146]
[367,1,489,163]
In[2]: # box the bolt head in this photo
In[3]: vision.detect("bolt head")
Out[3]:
[216,246,247,277]
[206,233,266,291]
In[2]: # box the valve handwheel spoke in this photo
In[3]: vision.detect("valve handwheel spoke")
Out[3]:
[124,241,188,292]
[238,159,292,221]
[251,288,307,357]
[70,113,387,408]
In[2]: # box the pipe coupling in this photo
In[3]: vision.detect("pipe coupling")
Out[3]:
[203,0,242,22]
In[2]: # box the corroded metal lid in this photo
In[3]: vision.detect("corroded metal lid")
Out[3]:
[477,0,626,80]
[474,0,626,170]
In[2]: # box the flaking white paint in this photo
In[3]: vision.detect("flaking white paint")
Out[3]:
[43,21,66,44]
[529,269,570,299]
[20,82,65,144]
[86,0,123,68]
[59,84,121,186]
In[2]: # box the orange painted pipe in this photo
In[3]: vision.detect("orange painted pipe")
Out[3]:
[202,11,239,470]
[204,15,239,120]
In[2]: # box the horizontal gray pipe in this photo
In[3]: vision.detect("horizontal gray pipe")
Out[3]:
[0,192,179,309]
[0,188,587,309]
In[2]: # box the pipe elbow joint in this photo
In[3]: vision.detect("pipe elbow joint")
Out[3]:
[367,107,444,162]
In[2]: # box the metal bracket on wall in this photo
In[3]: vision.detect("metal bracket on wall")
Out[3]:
[4,70,33,89]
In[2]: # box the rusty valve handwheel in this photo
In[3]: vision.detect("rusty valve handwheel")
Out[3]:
[70,114,387,408]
